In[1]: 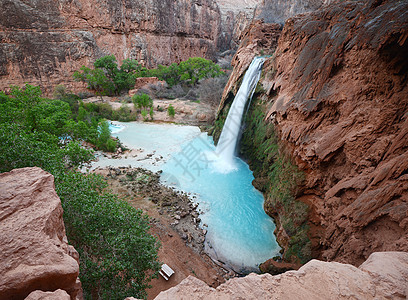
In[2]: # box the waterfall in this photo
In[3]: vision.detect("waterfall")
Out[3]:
[216,57,265,171]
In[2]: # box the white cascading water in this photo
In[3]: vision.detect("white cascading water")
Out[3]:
[216,57,265,171]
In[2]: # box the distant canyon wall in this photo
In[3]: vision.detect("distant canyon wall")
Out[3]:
[218,0,408,266]
[0,0,222,93]
[215,0,261,51]
[255,0,332,24]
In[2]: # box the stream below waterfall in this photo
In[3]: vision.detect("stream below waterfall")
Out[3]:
[90,121,280,273]
[89,57,280,273]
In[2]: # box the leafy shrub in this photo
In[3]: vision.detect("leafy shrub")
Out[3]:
[57,172,160,300]
[132,93,153,111]
[239,98,310,264]
[167,104,175,118]
[74,55,141,97]
[0,85,161,299]
[149,106,154,120]
[112,105,138,122]
[141,109,148,121]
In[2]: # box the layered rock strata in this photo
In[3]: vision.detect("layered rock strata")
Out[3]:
[0,0,222,93]
[267,0,408,264]
[217,0,408,266]
[215,0,262,50]
[0,167,82,299]
[154,252,408,299]
[255,0,333,24]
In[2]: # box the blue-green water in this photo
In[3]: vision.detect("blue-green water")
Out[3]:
[161,132,280,273]
[104,122,280,272]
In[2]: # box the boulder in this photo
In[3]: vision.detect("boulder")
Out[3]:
[154,252,408,299]
[0,167,82,299]
[25,289,70,300]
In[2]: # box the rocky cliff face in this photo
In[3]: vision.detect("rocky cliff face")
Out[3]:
[0,167,82,299]
[215,0,261,50]
[0,0,222,93]
[217,0,408,266]
[153,252,408,299]
[255,0,332,24]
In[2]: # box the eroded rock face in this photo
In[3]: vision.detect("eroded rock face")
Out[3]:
[217,20,281,118]
[255,0,333,24]
[154,252,408,300]
[215,0,262,50]
[266,0,408,264]
[217,0,408,266]
[0,167,81,299]
[0,0,222,93]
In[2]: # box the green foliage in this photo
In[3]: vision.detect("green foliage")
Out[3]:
[240,98,310,264]
[141,109,148,121]
[96,120,117,152]
[149,106,154,120]
[112,105,138,122]
[167,104,175,118]
[178,57,224,86]
[74,55,141,97]
[73,66,115,99]
[132,93,153,121]
[0,85,161,299]
[57,172,161,299]
[0,123,65,174]
[132,93,153,110]
[137,57,224,87]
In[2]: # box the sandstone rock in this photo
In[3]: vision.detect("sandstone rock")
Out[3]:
[255,0,331,24]
[264,0,408,264]
[0,0,222,94]
[216,0,262,50]
[222,0,408,265]
[216,20,281,122]
[0,167,81,299]
[154,252,408,299]
[25,289,70,300]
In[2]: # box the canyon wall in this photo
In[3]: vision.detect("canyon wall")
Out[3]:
[0,167,82,299]
[217,0,408,266]
[215,0,261,50]
[0,0,222,93]
[255,0,333,24]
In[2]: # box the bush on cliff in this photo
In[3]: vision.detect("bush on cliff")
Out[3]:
[239,98,311,264]
[0,85,161,299]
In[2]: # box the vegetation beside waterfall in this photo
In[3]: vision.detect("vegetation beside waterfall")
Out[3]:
[239,97,311,264]
[73,55,226,99]
[0,85,161,299]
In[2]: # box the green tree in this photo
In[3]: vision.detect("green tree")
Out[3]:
[178,57,224,86]
[132,93,153,112]
[73,66,114,100]
[167,104,175,118]
[0,86,161,299]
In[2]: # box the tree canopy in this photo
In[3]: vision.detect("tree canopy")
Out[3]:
[0,84,161,299]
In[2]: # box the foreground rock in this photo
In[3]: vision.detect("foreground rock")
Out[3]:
[0,167,81,299]
[154,252,408,299]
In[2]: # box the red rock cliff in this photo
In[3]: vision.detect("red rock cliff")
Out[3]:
[268,0,408,265]
[0,0,222,93]
[220,0,408,266]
